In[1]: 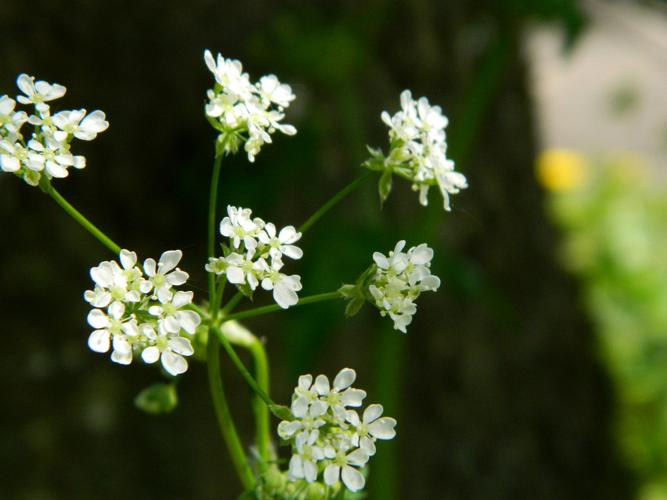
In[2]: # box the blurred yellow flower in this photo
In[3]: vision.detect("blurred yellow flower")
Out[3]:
[535,149,587,191]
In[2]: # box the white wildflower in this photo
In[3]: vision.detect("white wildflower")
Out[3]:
[0,74,108,186]
[366,89,467,210]
[84,249,201,376]
[277,368,397,494]
[206,205,303,308]
[363,240,440,333]
[203,49,296,162]
[16,74,66,112]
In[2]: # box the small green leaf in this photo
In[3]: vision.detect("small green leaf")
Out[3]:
[378,170,393,204]
[134,383,178,415]
[344,297,365,318]
[269,404,293,421]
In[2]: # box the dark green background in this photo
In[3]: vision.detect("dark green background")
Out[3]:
[0,1,633,498]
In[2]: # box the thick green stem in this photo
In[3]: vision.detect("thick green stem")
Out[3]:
[220,291,342,325]
[212,324,274,408]
[299,171,372,233]
[248,338,271,466]
[207,334,256,491]
[208,154,224,316]
[47,186,121,255]
[205,152,254,491]
[221,291,244,316]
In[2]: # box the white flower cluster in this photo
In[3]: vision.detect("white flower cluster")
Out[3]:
[369,240,440,333]
[0,74,108,186]
[85,249,201,376]
[366,89,467,210]
[277,368,397,493]
[206,205,303,309]
[204,50,296,162]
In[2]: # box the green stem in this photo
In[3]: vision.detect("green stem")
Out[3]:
[298,171,372,233]
[221,291,244,316]
[207,334,256,491]
[208,154,224,316]
[47,185,121,255]
[212,324,275,408]
[248,337,271,466]
[220,291,342,325]
[205,152,254,491]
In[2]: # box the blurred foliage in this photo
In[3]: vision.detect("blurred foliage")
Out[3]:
[543,153,667,500]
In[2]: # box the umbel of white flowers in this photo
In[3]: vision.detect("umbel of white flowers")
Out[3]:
[206,205,303,309]
[85,249,201,376]
[364,89,467,211]
[271,368,397,494]
[204,50,296,162]
[0,74,109,186]
[341,240,440,333]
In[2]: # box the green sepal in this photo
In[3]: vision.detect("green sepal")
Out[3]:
[378,169,393,205]
[344,297,365,318]
[269,404,293,421]
[134,382,178,415]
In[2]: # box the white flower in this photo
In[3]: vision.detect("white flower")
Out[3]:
[142,250,189,302]
[52,109,109,141]
[363,240,440,333]
[16,74,66,113]
[207,205,303,308]
[261,258,302,309]
[203,49,296,162]
[219,205,262,250]
[0,73,108,186]
[323,448,369,492]
[345,404,397,456]
[84,249,200,376]
[367,89,467,210]
[258,223,303,261]
[288,430,325,483]
[277,367,397,494]
[140,323,194,376]
[0,95,28,138]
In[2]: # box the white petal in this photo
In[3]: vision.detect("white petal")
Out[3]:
[324,464,340,486]
[346,449,369,467]
[333,367,356,391]
[87,330,110,353]
[363,404,384,424]
[291,396,309,419]
[158,250,182,273]
[119,249,137,269]
[368,417,397,440]
[141,346,160,364]
[177,310,201,334]
[143,258,156,277]
[303,460,318,483]
[168,336,194,356]
[273,282,298,309]
[372,252,389,269]
[314,374,330,395]
[341,388,366,407]
[167,269,188,286]
[111,349,132,365]
[341,465,365,492]
[171,290,193,308]
[87,309,109,329]
[161,351,188,376]
[298,374,313,390]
